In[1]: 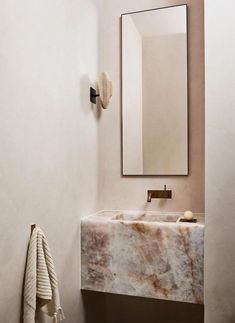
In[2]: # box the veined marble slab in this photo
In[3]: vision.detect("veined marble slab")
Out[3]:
[81,210,204,304]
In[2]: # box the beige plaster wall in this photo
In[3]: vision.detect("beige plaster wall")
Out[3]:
[0,0,205,322]
[205,0,235,322]
[0,0,102,322]
[97,0,204,213]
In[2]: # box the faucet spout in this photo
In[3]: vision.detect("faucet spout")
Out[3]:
[147,186,172,202]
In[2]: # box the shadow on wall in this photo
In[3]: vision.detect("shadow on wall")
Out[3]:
[82,290,204,323]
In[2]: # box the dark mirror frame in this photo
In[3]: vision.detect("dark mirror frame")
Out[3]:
[121,4,189,177]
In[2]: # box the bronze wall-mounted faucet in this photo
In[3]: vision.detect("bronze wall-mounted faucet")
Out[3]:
[147,185,172,202]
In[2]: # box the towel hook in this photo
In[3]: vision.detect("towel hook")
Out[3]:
[31,224,36,235]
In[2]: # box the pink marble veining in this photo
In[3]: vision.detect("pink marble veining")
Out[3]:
[81,211,204,304]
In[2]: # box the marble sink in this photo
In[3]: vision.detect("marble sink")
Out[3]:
[81,210,204,304]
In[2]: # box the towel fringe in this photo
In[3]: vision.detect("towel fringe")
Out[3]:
[53,308,65,323]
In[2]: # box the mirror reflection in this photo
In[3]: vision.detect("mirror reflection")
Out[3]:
[122,5,188,175]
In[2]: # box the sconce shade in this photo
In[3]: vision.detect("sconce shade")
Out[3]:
[99,72,113,109]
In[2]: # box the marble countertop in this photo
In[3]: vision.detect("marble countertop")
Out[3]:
[81,210,204,304]
[83,210,205,225]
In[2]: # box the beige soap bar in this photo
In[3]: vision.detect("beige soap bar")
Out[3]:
[183,210,194,220]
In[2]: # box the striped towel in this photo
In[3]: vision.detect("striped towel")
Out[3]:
[23,225,65,323]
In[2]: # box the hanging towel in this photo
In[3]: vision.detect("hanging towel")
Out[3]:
[23,225,65,323]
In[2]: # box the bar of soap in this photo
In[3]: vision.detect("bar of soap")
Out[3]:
[184,210,194,220]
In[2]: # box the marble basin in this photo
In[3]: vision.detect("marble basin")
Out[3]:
[81,210,204,304]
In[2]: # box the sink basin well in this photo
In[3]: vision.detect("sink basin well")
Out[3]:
[112,212,180,223]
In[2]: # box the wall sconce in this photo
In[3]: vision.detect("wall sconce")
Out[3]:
[90,72,113,109]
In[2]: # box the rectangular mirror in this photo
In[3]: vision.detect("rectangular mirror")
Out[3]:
[121,5,188,176]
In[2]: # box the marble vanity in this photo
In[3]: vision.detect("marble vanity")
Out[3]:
[81,211,204,304]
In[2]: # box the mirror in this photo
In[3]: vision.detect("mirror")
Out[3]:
[121,5,188,176]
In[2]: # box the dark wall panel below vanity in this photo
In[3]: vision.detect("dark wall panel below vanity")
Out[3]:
[82,291,204,323]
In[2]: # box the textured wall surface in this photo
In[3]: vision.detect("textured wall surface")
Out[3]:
[205,0,235,322]
[97,0,205,213]
[0,0,205,322]
[91,0,205,322]
[0,0,102,322]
